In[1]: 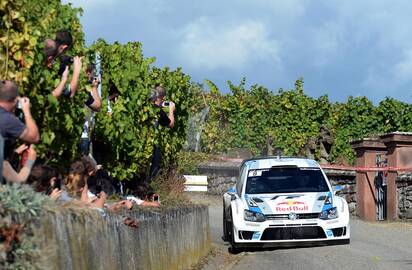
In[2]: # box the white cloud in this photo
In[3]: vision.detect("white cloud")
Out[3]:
[177,18,281,71]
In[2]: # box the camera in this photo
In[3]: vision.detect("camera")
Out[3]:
[16,98,22,109]
[15,98,24,121]
[162,101,170,107]
[88,76,99,85]
[57,55,73,76]
[53,177,62,190]
[86,64,99,85]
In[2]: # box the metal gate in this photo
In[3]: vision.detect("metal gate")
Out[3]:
[375,154,387,221]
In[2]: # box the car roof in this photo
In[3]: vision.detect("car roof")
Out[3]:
[242,156,321,170]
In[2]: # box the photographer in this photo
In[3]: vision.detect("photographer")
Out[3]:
[0,80,39,144]
[80,64,102,155]
[43,30,82,99]
[148,86,175,181]
[84,64,102,112]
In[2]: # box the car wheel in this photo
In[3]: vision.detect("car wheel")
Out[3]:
[228,209,241,254]
[222,203,230,242]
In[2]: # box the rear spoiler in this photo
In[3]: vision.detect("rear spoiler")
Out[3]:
[270,165,299,169]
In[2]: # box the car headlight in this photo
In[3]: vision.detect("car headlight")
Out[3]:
[319,207,339,220]
[244,210,266,222]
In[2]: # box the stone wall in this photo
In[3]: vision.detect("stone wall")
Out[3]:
[34,205,210,270]
[325,169,357,214]
[397,174,412,219]
[198,162,240,196]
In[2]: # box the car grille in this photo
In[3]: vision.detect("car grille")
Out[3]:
[261,226,326,240]
[265,213,320,220]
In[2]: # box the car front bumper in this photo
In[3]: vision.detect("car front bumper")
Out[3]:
[232,216,350,246]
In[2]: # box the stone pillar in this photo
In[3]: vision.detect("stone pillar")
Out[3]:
[380,132,412,220]
[351,138,386,222]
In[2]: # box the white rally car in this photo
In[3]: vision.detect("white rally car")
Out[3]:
[222,157,350,251]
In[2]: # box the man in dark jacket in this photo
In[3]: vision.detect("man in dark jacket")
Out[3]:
[148,86,175,181]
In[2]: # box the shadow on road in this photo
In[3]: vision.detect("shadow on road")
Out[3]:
[228,239,350,254]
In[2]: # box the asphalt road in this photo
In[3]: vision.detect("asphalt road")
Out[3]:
[192,194,412,270]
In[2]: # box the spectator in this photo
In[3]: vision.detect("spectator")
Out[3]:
[43,30,82,99]
[0,80,40,144]
[126,182,160,207]
[28,164,64,201]
[148,86,175,181]
[2,144,36,183]
[44,29,73,68]
[84,64,102,111]
[80,65,101,155]
[65,160,106,208]
[55,29,73,54]
[107,81,120,116]
[87,169,116,197]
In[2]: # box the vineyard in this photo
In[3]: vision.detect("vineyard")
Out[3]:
[195,78,412,164]
[2,0,412,181]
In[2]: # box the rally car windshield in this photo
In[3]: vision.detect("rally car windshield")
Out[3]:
[245,167,329,194]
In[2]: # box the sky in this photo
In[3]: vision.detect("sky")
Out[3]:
[63,0,412,104]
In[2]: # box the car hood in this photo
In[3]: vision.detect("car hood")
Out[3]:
[244,192,333,215]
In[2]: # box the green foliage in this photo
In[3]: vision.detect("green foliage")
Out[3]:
[200,78,331,157]
[0,185,50,270]
[1,2,193,177]
[1,0,86,164]
[176,151,210,175]
[0,184,49,218]
[196,78,412,164]
[91,40,192,180]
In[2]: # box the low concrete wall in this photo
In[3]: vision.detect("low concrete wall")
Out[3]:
[35,205,210,270]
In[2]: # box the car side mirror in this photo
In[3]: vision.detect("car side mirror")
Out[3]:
[333,185,344,195]
[226,186,239,201]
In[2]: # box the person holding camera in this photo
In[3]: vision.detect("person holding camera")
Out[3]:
[151,86,175,128]
[80,64,102,155]
[148,86,175,181]
[0,80,39,144]
[43,30,82,99]
[0,80,39,184]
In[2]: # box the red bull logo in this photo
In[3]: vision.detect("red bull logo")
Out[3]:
[276,200,308,212]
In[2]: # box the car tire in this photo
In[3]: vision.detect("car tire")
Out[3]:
[222,203,230,242]
[228,209,241,254]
